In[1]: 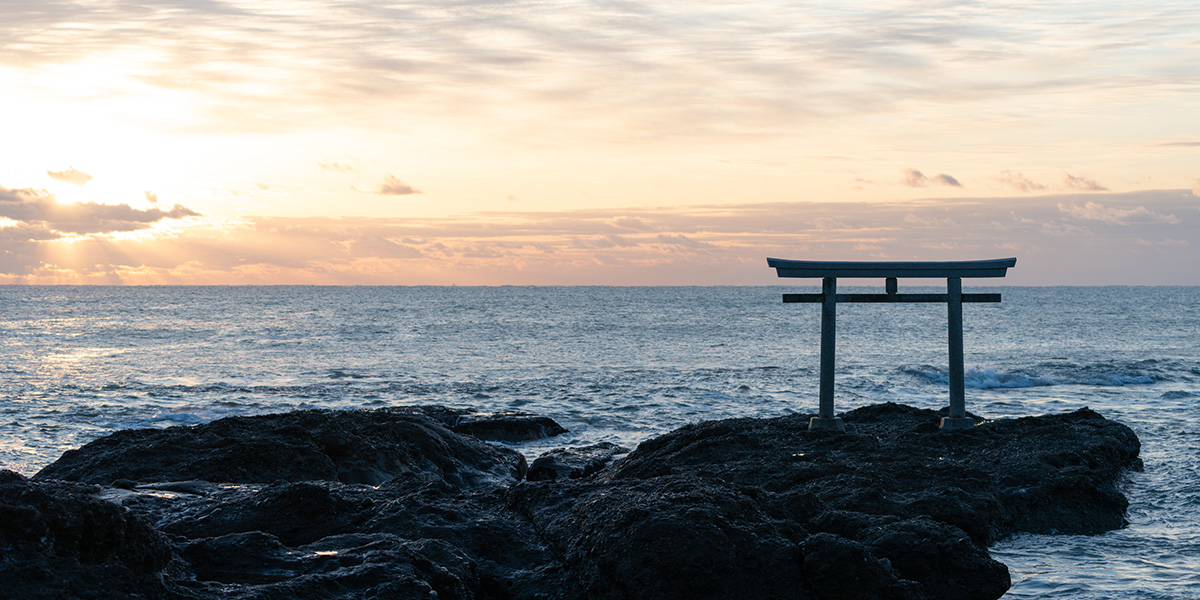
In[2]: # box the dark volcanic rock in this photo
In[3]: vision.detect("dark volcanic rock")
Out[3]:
[103,478,574,600]
[413,405,571,442]
[20,403,1141,600]
[527,442,630,481]
[35,408,528,488]
[361,480,573,598]
[612,403,1140,543]
[858,516,1008,600]
[0,470,175,600]
[511,403,1140,600]
[512,475,814,600]
[180,532,481,599]
[801,532,921,600]
[157,480,378,545]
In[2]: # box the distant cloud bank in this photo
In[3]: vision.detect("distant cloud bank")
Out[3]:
[1,187,1195,285]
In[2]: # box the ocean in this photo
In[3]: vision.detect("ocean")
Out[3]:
[1,285,1197,598]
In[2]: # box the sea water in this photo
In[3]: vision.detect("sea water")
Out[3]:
[1,285,1197,598]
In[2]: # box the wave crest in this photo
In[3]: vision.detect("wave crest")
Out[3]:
[900,364,1156,389]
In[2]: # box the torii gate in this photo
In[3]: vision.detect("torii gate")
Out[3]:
[767,257,1016,431]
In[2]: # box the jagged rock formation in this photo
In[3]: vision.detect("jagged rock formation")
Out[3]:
[3,403,1141,600]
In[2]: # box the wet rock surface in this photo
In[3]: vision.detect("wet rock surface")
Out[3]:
[527,441,630,481]
[0,470,175,600]
[179,532,484,599]
[35,407,531,488]
[8,403,1141,600]
[410,405,571,442]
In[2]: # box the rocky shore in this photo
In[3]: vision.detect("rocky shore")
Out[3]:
[2,403,1141,600]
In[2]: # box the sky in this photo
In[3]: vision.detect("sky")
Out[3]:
[1,1,1198,285]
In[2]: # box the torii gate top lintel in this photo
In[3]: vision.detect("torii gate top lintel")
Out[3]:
[768,257,1016,432]
[766,257,1016,279]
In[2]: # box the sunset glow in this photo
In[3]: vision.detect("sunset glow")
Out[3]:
[3,1,1198,284]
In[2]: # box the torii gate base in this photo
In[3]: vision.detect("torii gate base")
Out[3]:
[767,258,1016,432]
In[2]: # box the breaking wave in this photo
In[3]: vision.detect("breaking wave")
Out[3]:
[901,364,1158,389]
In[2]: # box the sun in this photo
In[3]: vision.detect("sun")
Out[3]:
[2,50,218,209]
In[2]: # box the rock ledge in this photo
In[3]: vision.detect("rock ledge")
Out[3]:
[2,403,1141,600]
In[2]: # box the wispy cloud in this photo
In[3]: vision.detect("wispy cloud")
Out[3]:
[1058,201,1179,225]
[610,216,657,232]
[377,174,420,196]
[349,236,424,259]
[46,167,93,186]
[144,191,158,204]
[319,161,357,173]
[901,169,962,188]
[6,2,1197,144]
[1138,238,1189,246]
[996,171,1046,193]
[656,233,715,250]
[1061,173,1108,192]
[903,213,956,226]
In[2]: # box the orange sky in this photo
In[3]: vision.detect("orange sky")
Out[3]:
[2,1,1198,284]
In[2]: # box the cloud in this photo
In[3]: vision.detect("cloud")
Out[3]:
[996,171,1047,193]
[1192,178,1199,198]
[377,174,421,196]
[932,174,962,187]
[10,0,1196,148]
[145,191,159,204]
[903,213,955,226]
[319,161,357,173]
[610,216,656,232]
[1154,142,1200,147]
[1057,201,1179,225]
[1061,173,1108,192]
[656,233,714,249]
[46,167,93,186]
[900,169,928,187]
[1040,221,1092,236]
[2,190,1197,284]
[0,186,200,235]
[900,169,962,188]
[1138,238,1189,246]
[349,237,424,258]
[935,174,964,187]
[809,216,851,230]
[574,234,639,249]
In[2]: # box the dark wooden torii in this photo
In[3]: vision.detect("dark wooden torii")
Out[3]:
[767,257,1017,431]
